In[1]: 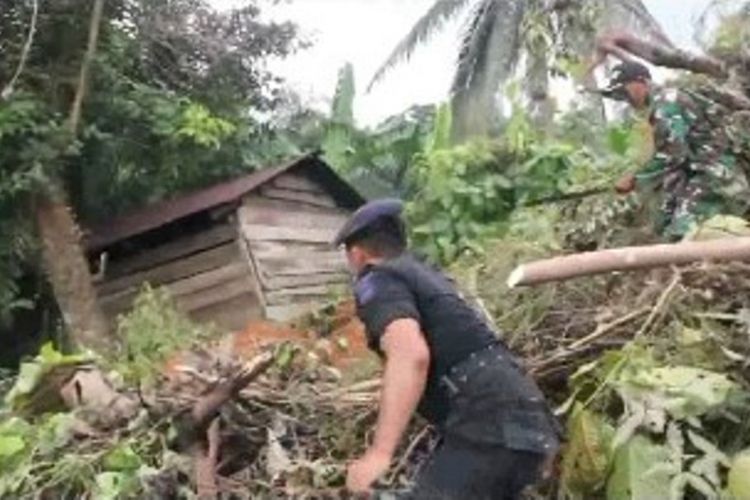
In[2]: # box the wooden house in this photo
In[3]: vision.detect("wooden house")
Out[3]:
[85,153,365,331]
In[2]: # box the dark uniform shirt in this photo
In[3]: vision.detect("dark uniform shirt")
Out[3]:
[354,254,560,458]
[355,253,497,424]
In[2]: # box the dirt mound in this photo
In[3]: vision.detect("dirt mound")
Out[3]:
[232,319,310,358]
[164,303,373,383]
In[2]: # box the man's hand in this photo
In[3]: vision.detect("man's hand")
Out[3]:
[615,173,636,194]
[346,449,391,493]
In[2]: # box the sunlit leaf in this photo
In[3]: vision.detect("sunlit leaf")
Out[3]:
[0,436,25,458]
[606,434,672,500]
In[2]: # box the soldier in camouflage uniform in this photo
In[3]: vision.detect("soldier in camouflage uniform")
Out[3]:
[603,61,750,239]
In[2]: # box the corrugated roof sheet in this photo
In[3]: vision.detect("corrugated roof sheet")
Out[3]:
[85,154,364,250]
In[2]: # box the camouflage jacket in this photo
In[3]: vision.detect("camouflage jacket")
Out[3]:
[635,86,750,239]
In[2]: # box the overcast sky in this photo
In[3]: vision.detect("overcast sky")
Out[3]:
[215,0,715,126]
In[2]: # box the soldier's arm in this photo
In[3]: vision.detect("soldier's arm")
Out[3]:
[370,318,430,459]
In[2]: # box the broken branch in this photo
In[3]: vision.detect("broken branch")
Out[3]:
[508,237,750,287]
[589,31,728,79]
[190,351,274,434]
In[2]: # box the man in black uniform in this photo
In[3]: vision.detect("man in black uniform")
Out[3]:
[335,199,559,499]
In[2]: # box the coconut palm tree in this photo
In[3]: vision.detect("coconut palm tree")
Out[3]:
[368,0,671,141]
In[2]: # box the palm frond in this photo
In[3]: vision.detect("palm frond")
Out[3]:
[367,0,474,91]
[451,0,526,139]
[607,0,673,48]
[452,0,499,93]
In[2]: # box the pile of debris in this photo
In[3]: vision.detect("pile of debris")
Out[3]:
[5,233,750,498]
[0,297,425,499]
[455,235,750,498]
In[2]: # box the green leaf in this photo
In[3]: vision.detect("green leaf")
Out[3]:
[0,436,25,458]
[4,361,44,407]
[606,435,673,500]
[274,342,297,369]
[615,365,738,420]
[560,404,614,497]
[4,343,90,409]
[685,215,750,241]
[94,472,129,500]
[37,413,76,455]
[104,443,142,472]
[728,451,750,500]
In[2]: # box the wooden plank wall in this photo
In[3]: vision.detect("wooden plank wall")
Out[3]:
[240,171,352,321]
[96,222,262,332]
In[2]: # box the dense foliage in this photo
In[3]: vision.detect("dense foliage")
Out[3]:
[5,0,750,498]
[0,0,304,333]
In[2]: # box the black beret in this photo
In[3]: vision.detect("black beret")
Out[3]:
[333,198,404,247]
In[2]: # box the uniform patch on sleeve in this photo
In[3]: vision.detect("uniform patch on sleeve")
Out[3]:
[355,273,378,306]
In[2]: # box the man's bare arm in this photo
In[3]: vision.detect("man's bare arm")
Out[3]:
[371,318,430,459]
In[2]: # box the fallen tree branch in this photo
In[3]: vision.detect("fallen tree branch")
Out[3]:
[568,306,650,350]
[524,187,609,207]
[387,425,432,484]
[191,351,274,434]
[508,237,750,287]
[634,270,681,338]
[193,418,221,500]
[590,31,727,79]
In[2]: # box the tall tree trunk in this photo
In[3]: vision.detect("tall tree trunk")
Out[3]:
[35,193,110,351]
[35,0,111,351]
[450,0,526,142]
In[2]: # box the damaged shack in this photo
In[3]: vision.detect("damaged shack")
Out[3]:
[85,153,365,331]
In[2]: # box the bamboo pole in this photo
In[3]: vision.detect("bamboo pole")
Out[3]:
[507,237,750,288]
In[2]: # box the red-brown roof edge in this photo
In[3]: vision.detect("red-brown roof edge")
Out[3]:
[85,153,365,251]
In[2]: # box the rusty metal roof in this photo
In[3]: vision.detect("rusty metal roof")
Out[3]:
[85,153,365,251]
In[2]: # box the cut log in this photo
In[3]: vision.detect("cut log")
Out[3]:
[507,237,750,287]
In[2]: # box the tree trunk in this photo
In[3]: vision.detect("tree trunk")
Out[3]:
[34,0,110,351]
[35,193,111,351]
[507,237,750,287]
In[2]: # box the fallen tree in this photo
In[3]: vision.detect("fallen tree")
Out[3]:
[588,25,750,110]
[507,237,750,287]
